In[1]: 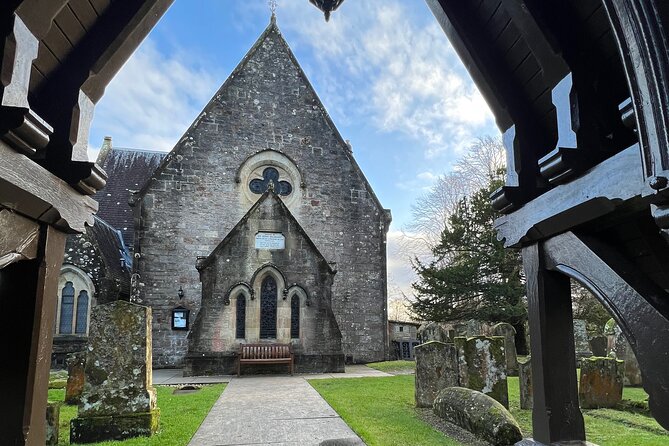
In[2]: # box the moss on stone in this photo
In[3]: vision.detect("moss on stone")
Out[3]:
[433,387,521,446]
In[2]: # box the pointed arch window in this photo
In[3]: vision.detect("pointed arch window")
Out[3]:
[290,294,300,339]
[75,290,89,334]
[59,282,75,334]
[260,276,277,339]
[236,295,246,339]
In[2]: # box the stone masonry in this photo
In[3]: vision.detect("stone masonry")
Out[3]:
[70,301,158,443]
[132,17,390,367]
[414,341,459,408]
[185,191,344,374]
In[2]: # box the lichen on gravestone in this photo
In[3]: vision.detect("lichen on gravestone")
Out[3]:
[433,387,522,446]
[579,356,624,409]
[70,300,158,443]
[414,341,458,408]
[455,336,509,408]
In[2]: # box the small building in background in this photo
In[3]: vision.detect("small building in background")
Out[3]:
[388,320,421,360]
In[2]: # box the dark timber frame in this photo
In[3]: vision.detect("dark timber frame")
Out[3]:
[424,0,669,443]
[0,1,172,444]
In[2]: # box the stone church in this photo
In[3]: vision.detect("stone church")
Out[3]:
[125,17,391,370]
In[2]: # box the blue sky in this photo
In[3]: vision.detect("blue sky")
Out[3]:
[88,0,500,296]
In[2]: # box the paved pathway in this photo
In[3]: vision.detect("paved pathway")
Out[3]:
[187,366,391,446]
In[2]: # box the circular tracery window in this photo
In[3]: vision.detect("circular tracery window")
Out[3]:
[249,167,292,196]
[237,150,302,208]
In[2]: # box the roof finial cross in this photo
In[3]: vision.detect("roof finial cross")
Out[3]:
[269,0,277,18]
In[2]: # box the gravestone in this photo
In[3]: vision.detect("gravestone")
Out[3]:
[589,335,608,357]
[70,301,159,443]
[466,319,483,336]
[65,351,86,405]
[603,317,618,355]
[492,322,518,376]
[417,322,449,344]
[433,387,522,446]
[46,403,60,446]
[612,325,642,386]
[579,357,624,409]
[573,319,592,360]
[518,356,533,410]
[455,336,509,408]
[414,341,459,408]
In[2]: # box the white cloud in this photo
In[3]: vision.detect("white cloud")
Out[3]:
[386,230,417,300]
[89,39,220,154]
[276,0,496,161]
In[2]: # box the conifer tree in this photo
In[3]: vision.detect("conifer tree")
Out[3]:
[410,180,526,327]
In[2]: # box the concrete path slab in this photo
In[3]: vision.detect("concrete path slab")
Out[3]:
[188,373,372,446]
[153,364,389,385]
[153,369,233,385]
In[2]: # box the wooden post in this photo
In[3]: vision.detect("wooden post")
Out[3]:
[522,243,585,444]
[0,224,66,445]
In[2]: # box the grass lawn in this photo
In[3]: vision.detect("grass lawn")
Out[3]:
[366,360,415,374]
[48,384,225,446]
[311,372,667,446]
[310,375,458,446]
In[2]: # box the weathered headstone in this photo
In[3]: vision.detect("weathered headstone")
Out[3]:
[573,319,593,360]
[414,341,459,408]
[579,357,624,409]
[70,301,159,443]
[433,387,522,446]
[589,335,608,357]
[417,322,449,344]
[611,325,642,386]
[604,318,617,355]
[46,403,60,446]
[518,356,533,410]
[455,336,509,408]
[65,351,86,405]
[466,319,483,336]
[492,322,518,376]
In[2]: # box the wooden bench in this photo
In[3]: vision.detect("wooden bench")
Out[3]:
[237,343,294,376]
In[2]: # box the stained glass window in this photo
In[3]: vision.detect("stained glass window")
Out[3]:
[236,295,246,339]
[260,276,277,339]
[290,295,300,339]
[249,167,292,196]
[59,282,75,334]
[75,290,89,334]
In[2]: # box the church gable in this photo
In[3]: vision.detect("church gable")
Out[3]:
[187,191,344,374]
[135,17,390,368]
[135,17,386,216]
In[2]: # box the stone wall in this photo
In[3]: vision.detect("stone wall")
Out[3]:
[133,20,389,367]
[185,192,344,374]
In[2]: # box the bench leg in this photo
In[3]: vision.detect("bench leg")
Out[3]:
[237,359,241,377]
[290,360,294,376]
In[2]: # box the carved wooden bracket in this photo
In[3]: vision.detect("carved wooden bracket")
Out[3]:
[0,14,53,156]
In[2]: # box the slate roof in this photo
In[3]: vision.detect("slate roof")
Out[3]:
[94,147,167,247]
[88,216,132,296]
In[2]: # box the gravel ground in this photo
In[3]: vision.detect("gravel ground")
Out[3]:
[416,407,492,446]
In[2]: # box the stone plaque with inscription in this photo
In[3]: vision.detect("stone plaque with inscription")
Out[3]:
[255,232,285,250]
